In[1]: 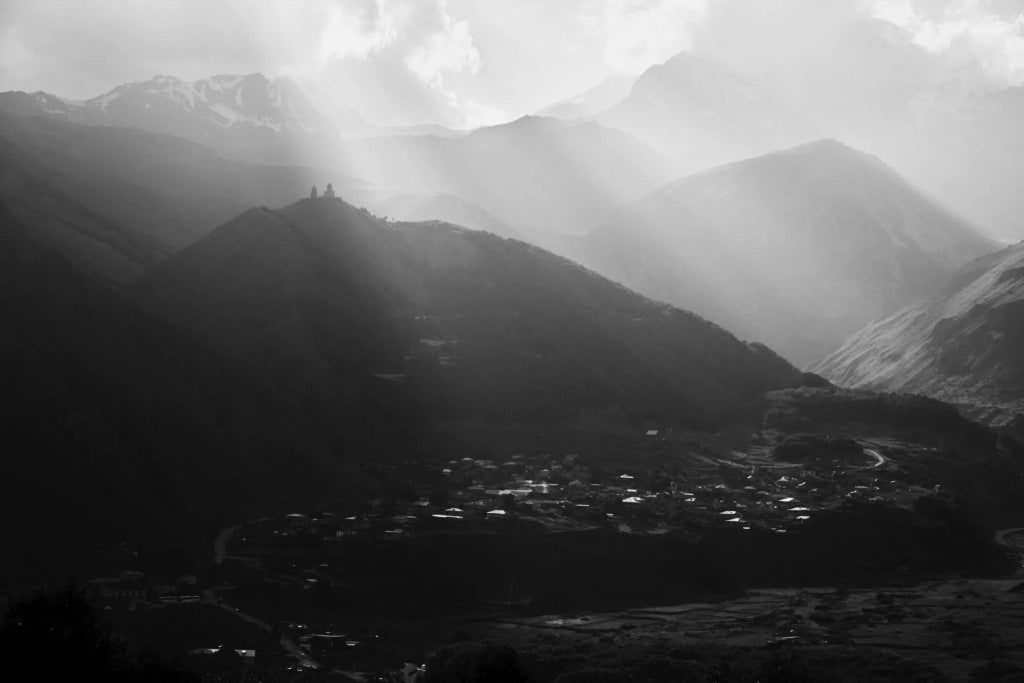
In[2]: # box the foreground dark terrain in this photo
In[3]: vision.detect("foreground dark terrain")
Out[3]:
[3,190,1024,681]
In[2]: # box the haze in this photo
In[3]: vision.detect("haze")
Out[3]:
[2,1,1023,127]
[7,1,1024,678]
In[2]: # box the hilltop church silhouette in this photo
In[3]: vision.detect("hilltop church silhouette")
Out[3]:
[310,183,335,199]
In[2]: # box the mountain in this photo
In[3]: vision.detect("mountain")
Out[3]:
[815,241,1024,426]
[581,139,998,367]
[0,112,372,283]
[596,52,818,174]
[1,77,674,237]
[337,115,673,235]
[537,73,636,120]
[0,74,362,164]
[130,197,801,445]
[673,18,1024,242]
[874,83,1024,244]
[0,206,347,584]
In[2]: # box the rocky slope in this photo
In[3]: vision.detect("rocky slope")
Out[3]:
[815,242,1024,426]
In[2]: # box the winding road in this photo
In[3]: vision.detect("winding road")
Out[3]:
[208,525,320,669]
[863,448,888,469]
[213,525,240,565]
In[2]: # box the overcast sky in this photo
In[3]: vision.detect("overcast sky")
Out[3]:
[2,0,1024,128]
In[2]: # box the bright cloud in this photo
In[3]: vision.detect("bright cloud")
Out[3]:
[585,0,710,73]
[404,9,481,87]
[868,0,1024,85]
[318,0,404,62]
[6,0,1024,129]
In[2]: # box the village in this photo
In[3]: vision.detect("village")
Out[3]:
[239,429,931,548]
[49,429,945,680]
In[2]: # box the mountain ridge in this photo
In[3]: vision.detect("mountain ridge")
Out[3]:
[580,138,998,366]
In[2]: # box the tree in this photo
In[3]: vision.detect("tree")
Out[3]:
[425,641,529,683]
[0,586,122,680]
[0,586,194,682]
[310,185,318,199]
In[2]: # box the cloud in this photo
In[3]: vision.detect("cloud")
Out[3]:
[311,0,500,128]
[318,0,404,62]
[867,0,1024,85]
[0,0,502,128]
[583,0,710,73]
[404,8,481,87]
[8,0,1022,129]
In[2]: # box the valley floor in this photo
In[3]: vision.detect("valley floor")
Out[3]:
[472,570,1024,681]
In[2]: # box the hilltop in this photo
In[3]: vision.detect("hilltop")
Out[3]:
[130,197,802,455]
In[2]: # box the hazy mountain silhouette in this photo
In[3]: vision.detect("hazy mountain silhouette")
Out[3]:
[581,139,997,366]
[336,115,673,235]
[130,197,801,447]
[0,208,347,583]
[0,131,170,285]
[0,73,362,165]
[0,112,373,282]
[537,73,636,121]
[596,52,818,174]
[816,241,1024,426]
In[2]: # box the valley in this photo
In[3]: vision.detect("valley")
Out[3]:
[77,387,1024,679]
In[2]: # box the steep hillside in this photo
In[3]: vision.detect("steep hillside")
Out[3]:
[336,115,673,235]
[815,242,1024,425]
[0,207,348,584]
[130,197,800,447]
[582,139,997,366]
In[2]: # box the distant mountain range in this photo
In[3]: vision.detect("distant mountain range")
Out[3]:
[577,45,1024,243]
[337,115,673,235]
[595,52,819,174]
[1,78,674,238]
[0,112,372,283]
[580,139,996,366]
[815,241,1024,427]
[10,52,1024,244]
[0,73,362,165]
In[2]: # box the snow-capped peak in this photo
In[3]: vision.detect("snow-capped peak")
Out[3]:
[83,73,329,133]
